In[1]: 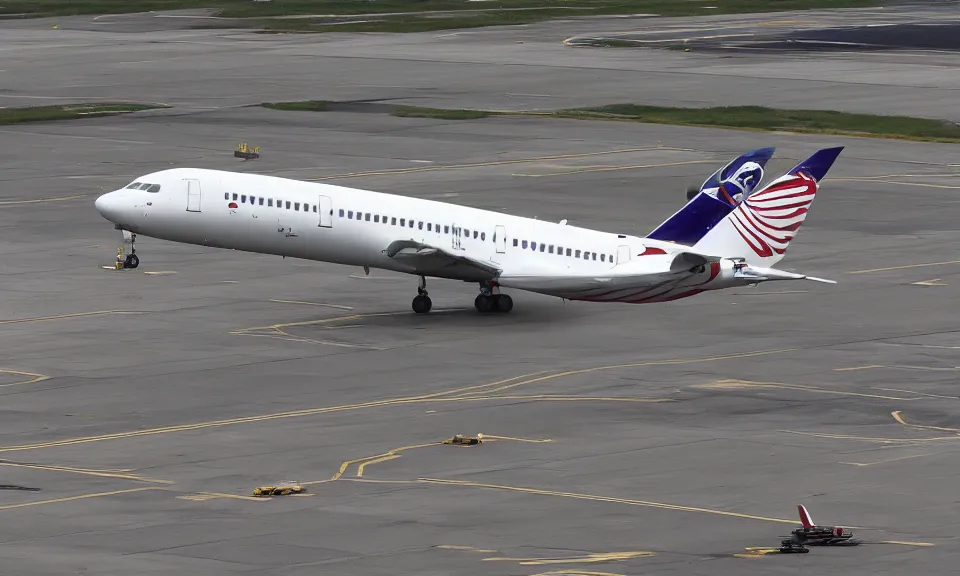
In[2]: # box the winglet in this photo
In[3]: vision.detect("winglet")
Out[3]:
[798,504,815,528]
[787,147,844,182]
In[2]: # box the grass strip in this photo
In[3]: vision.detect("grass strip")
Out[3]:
[0,103,165,125]
[262,100,331,112]
[392,106,490,120]
[262,100,960,143]
[553,104,960,143]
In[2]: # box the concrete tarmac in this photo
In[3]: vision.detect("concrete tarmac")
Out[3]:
[2,104,959,575]
[2,5,960,575]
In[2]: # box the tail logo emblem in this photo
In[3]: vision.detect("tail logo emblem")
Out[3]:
[730,172,817,258]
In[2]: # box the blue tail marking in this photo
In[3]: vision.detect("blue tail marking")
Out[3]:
[648,147,776,246]
[786,146,844,182]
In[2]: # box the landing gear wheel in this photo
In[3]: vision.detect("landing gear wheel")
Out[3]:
[124,254,139,269]
[475,294,495,313]
[412,295,432,314]
[495,294,513,313]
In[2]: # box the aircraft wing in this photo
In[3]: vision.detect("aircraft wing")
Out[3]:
[385,239,501,282]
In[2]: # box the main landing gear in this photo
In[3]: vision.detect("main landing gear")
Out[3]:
[412,275,432,314]
[410,277,514,314]
[474,282,512,314]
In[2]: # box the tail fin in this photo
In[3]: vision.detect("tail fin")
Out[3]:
[798,504,815,528]
[691,147,843,266]
[647,147,775,246]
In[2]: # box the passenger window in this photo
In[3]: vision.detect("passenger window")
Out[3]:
[269,199,274,207]
[531,242,537,250]
[241,195,247,203]
[473,231,478,239]
[481,232,485,241]
[549,245,554,254]
[313,205,317,212]
[522,240,528,249]
[513,239,518,246]
[418,222,423,229]
[409,220,414,228]
[286,201,291,209]
[275,199,280,207]
[601,254,605,262]
[224,193,229,200]
[445,226,450,234]
[592,253,597,260]
[540,244,545,252]
[427,223,432,231]
[259,198,264,206]
[339,209,344,216]
[295,202,300,211]
[374,215,380,223]
[365,214,371,221]
[464,229,470,237]
[233,193,238,201]
[383,215,388,223]
[435,223,440,232]
[348,211,354,218]
[576,250,581,258]
[566,249,572,256]
[251,196,256,204]
[400,218,406,226]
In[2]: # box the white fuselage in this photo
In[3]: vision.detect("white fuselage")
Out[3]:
[95,167,739,303]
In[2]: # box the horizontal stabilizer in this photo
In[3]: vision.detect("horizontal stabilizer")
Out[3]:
[735,263,836,284]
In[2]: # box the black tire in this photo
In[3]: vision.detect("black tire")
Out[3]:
[412,295,432,314]
[495,294,513,313]
[125,254,140,269]
[475,294,494,313]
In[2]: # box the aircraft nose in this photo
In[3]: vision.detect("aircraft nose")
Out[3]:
[95,191,122,222]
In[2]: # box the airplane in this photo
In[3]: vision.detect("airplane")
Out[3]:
[782,504,860,549]
[93,146,842,314]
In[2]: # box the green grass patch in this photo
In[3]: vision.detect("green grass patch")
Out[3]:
[553,104,960,142]
[261,100,331,112]
[0,103,165,125]
[2,0,893,32]
[392,106,490,120]
[258,100,960,143]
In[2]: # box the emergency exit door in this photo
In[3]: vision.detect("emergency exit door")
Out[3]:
[317,195,332,228]
[616,245,631,264]
[185,179,201,212]
[494,225,506,253]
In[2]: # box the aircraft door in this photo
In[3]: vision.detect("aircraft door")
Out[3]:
[185,179,201,212]
[317,195,332,228]
[616,245,631,265]
[494,225,506,254]
[451,224,463,250]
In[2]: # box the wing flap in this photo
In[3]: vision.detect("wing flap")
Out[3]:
[385,239,501,281]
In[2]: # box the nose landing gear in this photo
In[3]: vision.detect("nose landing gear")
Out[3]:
[107,230,140,270]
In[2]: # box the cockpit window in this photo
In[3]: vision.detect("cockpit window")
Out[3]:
[146,184,161,193]
[138,183,152,190]
[126,182,142,189]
